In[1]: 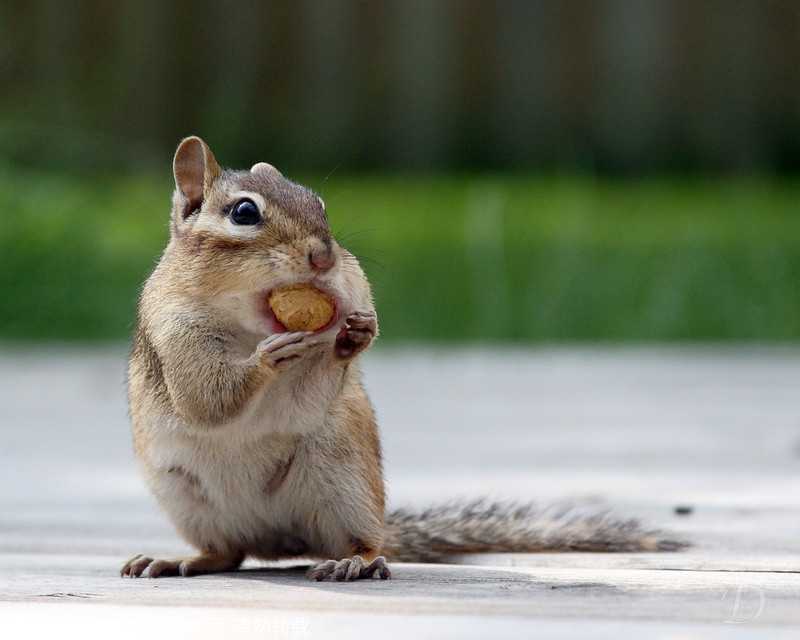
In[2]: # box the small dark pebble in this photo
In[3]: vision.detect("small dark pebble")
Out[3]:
[674,505,694,516]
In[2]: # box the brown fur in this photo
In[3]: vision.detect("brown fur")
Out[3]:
[124,137,386,581]
[123,137,683,584]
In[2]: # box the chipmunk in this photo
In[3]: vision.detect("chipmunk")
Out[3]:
[121,137,682,582]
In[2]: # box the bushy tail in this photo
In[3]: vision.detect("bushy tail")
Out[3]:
[381,499,685,563]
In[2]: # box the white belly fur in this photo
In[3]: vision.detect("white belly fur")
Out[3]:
[141,368,352,560]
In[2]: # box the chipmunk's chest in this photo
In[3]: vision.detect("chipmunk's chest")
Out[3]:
[151,372,330,498]
[175,435,296,499]
[221,351,344,439]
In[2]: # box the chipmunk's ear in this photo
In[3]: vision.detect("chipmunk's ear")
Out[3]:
[250,162,283,178]
[172,136,222,221]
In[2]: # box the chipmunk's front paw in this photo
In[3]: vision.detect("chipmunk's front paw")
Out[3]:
[257,331,321,370]
[306,555,391,582]
[334,311,377,360]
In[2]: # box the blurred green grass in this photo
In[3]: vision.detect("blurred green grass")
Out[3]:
[1,163,799,343]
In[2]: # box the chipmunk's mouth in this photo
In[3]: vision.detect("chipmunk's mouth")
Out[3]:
[258,286,340,335]
[261,302,291,334]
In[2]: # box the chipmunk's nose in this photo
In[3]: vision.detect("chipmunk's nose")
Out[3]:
[308,242,336,273]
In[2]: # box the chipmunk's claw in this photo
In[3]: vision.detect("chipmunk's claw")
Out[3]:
[306,555,391,582]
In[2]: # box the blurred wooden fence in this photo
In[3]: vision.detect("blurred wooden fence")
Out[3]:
[0,0,798,172]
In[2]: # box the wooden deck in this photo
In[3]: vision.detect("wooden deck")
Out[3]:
[1,345,799,638]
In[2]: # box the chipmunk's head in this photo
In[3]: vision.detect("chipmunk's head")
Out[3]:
[165,136,367,335]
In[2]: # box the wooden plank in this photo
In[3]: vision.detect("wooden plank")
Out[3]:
[1,346,800,635]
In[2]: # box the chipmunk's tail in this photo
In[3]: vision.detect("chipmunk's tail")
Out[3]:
[380,499,686,563]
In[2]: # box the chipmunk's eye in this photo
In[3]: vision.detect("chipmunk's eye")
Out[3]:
[230,199,261,225]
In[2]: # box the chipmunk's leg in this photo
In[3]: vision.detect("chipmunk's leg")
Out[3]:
[334,311,377,360]
[121,549,244,578]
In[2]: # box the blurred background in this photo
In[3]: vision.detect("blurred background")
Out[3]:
[1,0,799,343]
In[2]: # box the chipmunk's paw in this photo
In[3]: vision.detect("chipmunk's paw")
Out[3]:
[334,311,377,360]
[306,555,391,582]
[121,554,156,578]
[121,550,240,578]
[258,331,321,370]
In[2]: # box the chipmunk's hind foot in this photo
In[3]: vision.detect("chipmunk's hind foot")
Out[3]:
[121,549,243,578]
[306,555,391,582]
